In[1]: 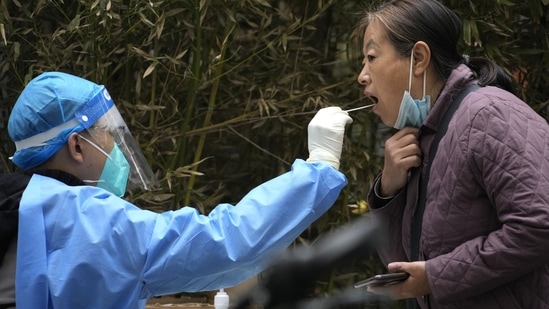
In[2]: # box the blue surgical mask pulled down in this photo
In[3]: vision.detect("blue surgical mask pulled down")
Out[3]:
[393,49,431,130]
[79,135,130,197]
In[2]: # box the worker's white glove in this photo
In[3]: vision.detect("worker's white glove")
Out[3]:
[306,106,353,170]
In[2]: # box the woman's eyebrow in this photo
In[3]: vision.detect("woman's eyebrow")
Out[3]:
[364,39,380,50]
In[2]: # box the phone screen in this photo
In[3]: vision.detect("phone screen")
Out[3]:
[353,272,409,288]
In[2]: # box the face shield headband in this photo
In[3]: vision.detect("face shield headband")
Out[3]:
[10,87,114,169]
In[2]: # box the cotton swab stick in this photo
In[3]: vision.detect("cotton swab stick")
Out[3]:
[344,104,374,112]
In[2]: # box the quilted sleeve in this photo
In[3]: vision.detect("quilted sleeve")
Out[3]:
[367,174,409,265]
[426,92,549,302]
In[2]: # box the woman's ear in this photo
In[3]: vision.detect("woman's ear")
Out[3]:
[412,41,431,76]
[67,133,85,163]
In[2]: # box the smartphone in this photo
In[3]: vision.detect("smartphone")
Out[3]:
[353,272,409,288]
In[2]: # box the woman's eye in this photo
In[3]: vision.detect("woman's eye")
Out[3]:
[367,55,375,62]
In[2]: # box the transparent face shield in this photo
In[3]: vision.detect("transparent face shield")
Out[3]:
[11,85,159,192]
[84,91,159,192]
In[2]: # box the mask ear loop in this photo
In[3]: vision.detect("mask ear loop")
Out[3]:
[408,49,414,92]
[78,134,111,184]
[422,68,427,100]
[409,47,428,100]
[78,134,112,161]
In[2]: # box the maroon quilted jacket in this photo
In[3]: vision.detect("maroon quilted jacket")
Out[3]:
[368,64,549,308]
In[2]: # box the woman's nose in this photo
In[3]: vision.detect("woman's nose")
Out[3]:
[357,66,370,85]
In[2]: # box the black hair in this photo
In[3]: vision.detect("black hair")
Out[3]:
[356,0,515,94]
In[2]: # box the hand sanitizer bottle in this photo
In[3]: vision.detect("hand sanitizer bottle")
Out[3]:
[214,288,229,309]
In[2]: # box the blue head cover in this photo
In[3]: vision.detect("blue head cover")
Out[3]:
[8,72,111,169]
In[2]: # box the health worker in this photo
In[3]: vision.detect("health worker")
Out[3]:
[0,71,353,308]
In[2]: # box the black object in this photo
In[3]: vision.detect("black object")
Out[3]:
[353,272,410,288]
[233,215,385,309]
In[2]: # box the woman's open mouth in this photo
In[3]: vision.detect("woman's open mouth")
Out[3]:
[364,91,378,105]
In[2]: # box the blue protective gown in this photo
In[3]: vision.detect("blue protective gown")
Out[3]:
[15,159,346,308]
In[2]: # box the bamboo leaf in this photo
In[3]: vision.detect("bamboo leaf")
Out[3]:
[139,11,155,27]
[497,0,516,6]
[91,0,100,10]
[164,8,186,17]
[131,46,155,60]
[255,0,272,8]
[463,19,472,46]
[68,14,81,31]
[470,19,481,47]
[13,42,20,61]
[156,15,165,39]
[143,62,157,78]
[0,24,6,45]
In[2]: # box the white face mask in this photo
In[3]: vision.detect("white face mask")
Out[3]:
[393,49,431,130]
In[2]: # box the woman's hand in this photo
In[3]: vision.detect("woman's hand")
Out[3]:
[380,127,421,196]
[367,261,431,300]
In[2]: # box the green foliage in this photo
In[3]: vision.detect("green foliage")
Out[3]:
[0,0,378,217]
[447,0,549,117]
[0,0,548,306]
